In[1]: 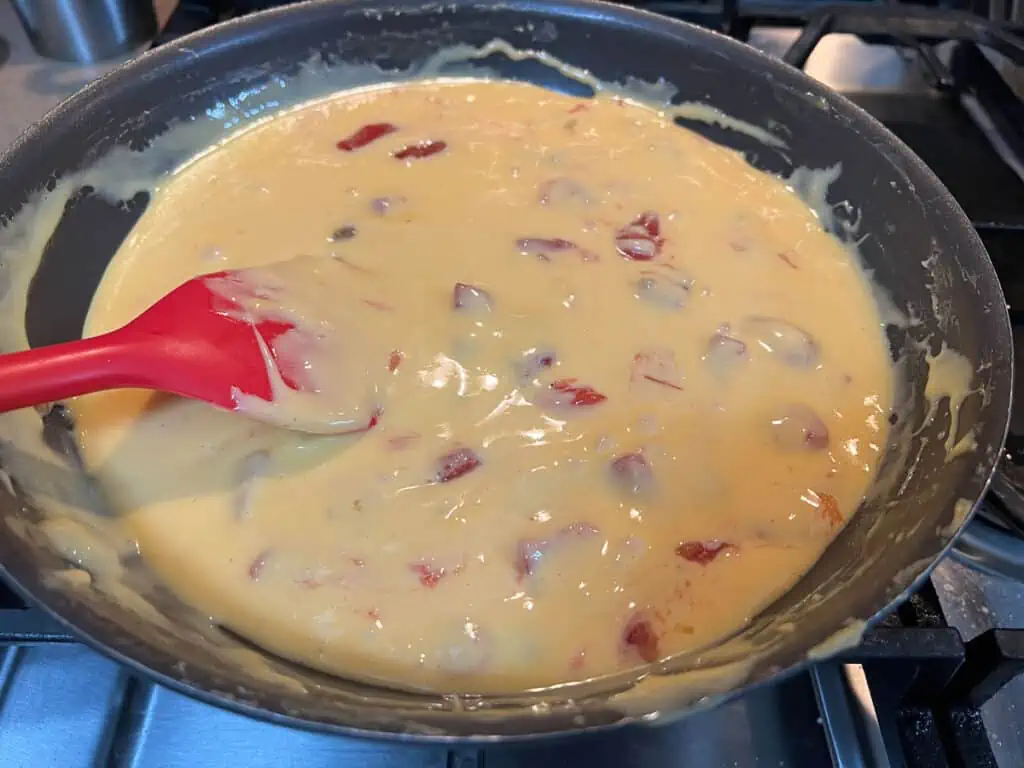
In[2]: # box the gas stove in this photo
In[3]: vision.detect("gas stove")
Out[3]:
[2,1,1024,766]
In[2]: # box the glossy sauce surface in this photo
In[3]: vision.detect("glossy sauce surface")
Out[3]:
[72,79,892,692]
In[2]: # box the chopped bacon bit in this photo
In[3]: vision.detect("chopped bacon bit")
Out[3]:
[515,524,599,580]
[631,349,683,391]
[538,177,590,206]
[742,316,820,368]
[634,212,662,239]
[387,432,421,451]
[616,212,665,261]
[622,613,660,663]
[367,608,381,621]
[516,237,598,262]
[363,299,393,312]
[550,378,608,406]
[817,492,843,527]
[705,332,748,367]
[517,348,557,382]
[777,251,799,269]
[610,453,654,495]
[387,350,403,373]
[771,404,830,451]
[453,282,494,312]
[371,196,405,216]
[568,104,589,114]
[517,237,573,252]
[248,550,270,581]
[635,271,690,310]
[534,353,555,368]
[329,225,357,242]
[394,140,447,160]
[337,122,398,151]
[570,649,587,671]
[436,447,482,483]
[411,563,446,588]
[515,539,545,580]
[675,539,732,565]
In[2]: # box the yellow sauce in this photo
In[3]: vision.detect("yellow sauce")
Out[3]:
[70,79,892,693]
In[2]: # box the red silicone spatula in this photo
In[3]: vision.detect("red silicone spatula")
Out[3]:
[0,269,303,425]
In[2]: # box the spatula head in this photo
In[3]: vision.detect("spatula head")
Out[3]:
[121,271,300,412]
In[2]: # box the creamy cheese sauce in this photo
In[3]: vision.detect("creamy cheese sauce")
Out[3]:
[70,79,893,693]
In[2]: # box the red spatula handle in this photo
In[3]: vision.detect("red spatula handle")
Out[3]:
[0,330,149,412]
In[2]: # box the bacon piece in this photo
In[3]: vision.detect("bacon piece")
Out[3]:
[817,492,843,527]
[616,211,665,261]
[436,447,482,482]
[622,613,660,662]
[394,140,447,160]
[410,563,446,588]
[518,237,574,253]
[514,522,599,580]
[329,225,357,242]
[635,271,689,309]
[538,177,590,206]
[704,331,748,371]
[370,196,406,216]
[516,237,598,263]
[337,122,397,151]
[248,550,270,581]
[631,348,683,392]
[675,539,732,565]
[770,405,829,451]
[609,453,654,495]
[516,348,556,382]
[741,316,820,368]
[548,378,607,407]
[387,350,403,373]
[452,282,493,312]
[515,539,545,580]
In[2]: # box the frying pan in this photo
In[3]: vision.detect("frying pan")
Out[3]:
[0,0,1013,739]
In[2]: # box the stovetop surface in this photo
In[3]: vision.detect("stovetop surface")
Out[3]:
[2,1,1024,767]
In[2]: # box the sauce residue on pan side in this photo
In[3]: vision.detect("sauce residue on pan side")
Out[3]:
[70,78,893,693]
